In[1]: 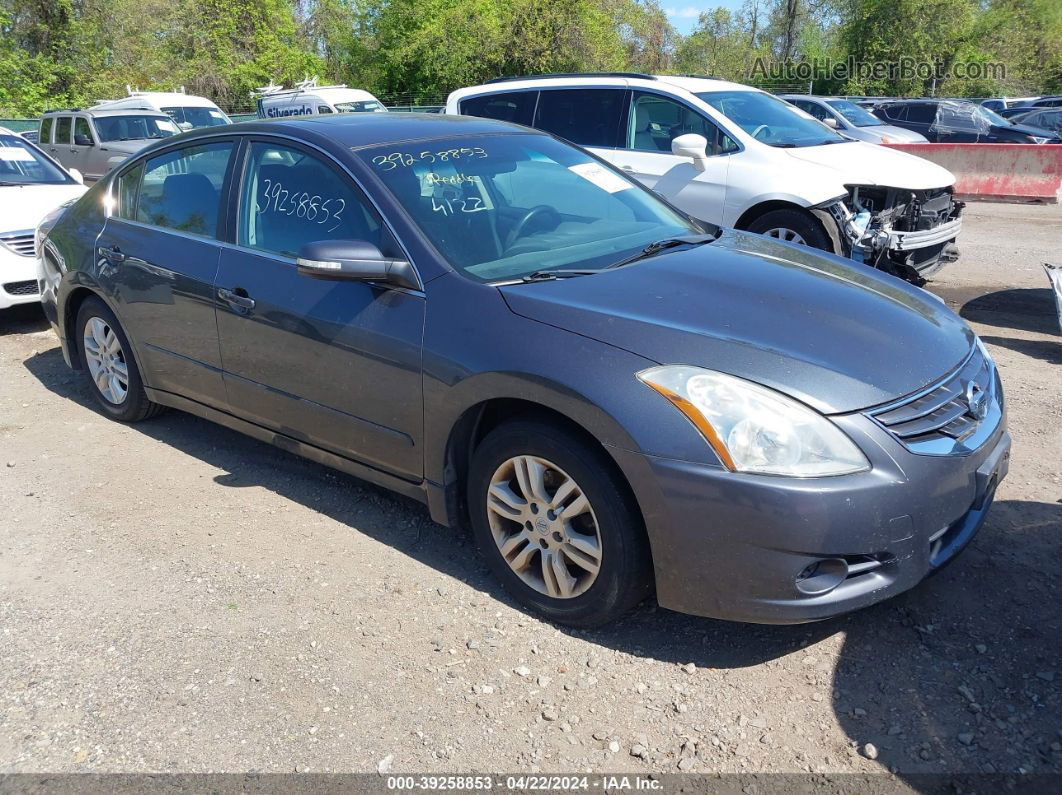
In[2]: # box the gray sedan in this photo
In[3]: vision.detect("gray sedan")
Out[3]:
[783,95,929,144]
[37,113,1008,626]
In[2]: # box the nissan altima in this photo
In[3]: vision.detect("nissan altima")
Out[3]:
[37,113,1009,626]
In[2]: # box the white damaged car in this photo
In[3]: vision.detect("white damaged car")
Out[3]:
[0,128,86,310]
[448,74,963,284]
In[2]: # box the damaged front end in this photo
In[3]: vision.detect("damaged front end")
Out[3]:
[826,186,965,285]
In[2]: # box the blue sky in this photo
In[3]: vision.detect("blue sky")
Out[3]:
[664,2,746,35]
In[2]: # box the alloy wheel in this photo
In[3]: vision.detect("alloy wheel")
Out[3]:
[763,227,807,244]
[83,317,129,405]
[485,455,603,599]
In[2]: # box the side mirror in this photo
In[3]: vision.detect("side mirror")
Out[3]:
[68,168,84,184]
[296,240,420,290]
[671,134,710,172]
[822,117,839,129]
[74,134,93,146]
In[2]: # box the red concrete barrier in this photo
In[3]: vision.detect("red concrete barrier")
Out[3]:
[883,143,1062,203]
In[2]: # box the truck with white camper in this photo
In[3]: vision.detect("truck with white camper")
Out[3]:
[253,78,387,119]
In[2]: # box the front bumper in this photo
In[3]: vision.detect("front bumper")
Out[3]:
[612,412,1009,624]
[0,243,41,309]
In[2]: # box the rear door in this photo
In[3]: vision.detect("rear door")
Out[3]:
[94,139,236,409]
[610,90,734,226]
[49,115,73,169]
[214,138,425,479]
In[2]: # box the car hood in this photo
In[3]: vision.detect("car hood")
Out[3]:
[784,140,955,189]
[876,124,928,142]
[102,140,156,154]
[499,230,974,414]
[1003,122,1062,140]
[0,183,88,232]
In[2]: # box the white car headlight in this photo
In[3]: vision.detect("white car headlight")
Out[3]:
[638,366,870,477]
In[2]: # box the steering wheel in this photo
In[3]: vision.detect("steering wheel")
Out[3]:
[505,205,561,250]
[750,124,771,140]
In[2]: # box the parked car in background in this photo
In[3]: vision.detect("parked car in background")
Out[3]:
[36,113,1009,626]
[38,107,179,182]
[782,95,928,144]
[92,87,231,130]
[253,78,387,119]
[1021,95,1062,109]
[450,74,963,284]
[1008,108,1062,137]
[20,130,39,144]
[0,127,86,309]
[872,99,1062,144]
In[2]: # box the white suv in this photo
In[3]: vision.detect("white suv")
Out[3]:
[447,74,963,284]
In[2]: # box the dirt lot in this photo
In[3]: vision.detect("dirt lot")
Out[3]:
[0,202,1059,779]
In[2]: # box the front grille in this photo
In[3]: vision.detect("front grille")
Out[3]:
[2,280,39,296]
[868,346,996,454]
[0,231,36,257]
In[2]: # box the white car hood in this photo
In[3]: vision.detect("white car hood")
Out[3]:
[785,141,955,190]
[0,183,87,232]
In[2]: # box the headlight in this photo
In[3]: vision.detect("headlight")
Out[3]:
[637,366,870,477]
[1028,136,1048,144]
[975,335,995,369]
[878,134,897,144]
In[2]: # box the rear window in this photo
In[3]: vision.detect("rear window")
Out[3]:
[460,92,537,127]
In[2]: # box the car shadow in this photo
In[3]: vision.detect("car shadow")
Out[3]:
[978,335,1062,365]
[957,287,1057,336]
[1,303,49,336]
[21,345,838,671]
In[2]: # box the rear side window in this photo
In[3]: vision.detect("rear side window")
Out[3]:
[905,105,937,123]
[136,142,233,237]
[116,162,145,220]
[55,116,72,144]
[39,117,53,144]
[534,89,626,147]
[460,91,537,126]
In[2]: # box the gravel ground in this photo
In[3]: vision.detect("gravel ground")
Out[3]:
[0,202,1059,779]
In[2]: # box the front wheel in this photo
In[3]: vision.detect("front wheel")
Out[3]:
[76,296,163,422]
[467,420,652,627]
[747,208,832,251]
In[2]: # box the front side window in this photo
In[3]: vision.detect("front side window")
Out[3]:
[359,134,698,283]
[460,92,537,127]
[792,100,832,122]
[696,90,848,147]
[534,89,626,147]
[161,106,231,129]
[94,115,179,142]
[334,100,385,113]
[136,142,233,236]
[39,117,53,144]
[239,142,383,257]
[0,133,74,185]
[55,116,72,145]
[826,99,884,128]
[318,105,334,114]
[74,117,93,145]
[628,91,736,154]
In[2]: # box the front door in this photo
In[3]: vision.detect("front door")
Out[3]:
[605,91,732,227]
[94,140,235,408]
[215,140,425,480]
[68,117,95,177]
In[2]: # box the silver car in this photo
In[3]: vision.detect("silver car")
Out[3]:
[38,108,180,182]
[783,95,929,144]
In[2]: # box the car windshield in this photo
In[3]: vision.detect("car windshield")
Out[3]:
[334,101,385,113]
[825,99,884,128]
[94,115,180,142]
[161,106,231,129]
[0,133,72,185]
[358,134,698,283]
[696,90,848,147]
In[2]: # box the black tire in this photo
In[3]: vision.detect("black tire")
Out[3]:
[746,208,832,251]
[467,419,652,627]
[75,296,163,422]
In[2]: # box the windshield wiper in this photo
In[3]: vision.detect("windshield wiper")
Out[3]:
[0,180,24,186]
[519,269,601,282]
[607,235,716,269]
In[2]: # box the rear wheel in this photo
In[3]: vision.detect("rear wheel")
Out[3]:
[747,208,832,251]
[75,296,162,422]
[468,419,652,627]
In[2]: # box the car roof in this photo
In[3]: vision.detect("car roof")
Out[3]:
[221,112,532,147]
[43,107,172,118]
[449,73,760,103]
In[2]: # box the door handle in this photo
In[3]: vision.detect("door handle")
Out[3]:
[218,287,256,312]
[96,245,126,263]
